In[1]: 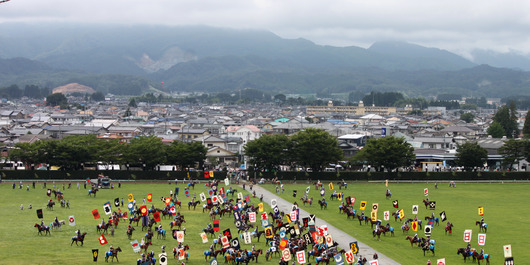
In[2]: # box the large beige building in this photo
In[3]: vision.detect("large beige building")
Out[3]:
[306,101,397,116]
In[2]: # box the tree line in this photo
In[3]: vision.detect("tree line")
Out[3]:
[8,135,207,171]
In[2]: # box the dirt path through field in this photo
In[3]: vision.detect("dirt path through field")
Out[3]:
[246,184,401,265]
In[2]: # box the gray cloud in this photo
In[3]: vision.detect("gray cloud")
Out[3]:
[1,0,530,55]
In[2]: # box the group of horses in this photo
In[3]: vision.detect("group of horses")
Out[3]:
[457,248,490,265]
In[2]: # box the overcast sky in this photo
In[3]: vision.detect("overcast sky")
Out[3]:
[1,0,530,58]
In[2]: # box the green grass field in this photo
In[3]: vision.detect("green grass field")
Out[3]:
[261,181,530,264]
[0,180,277,265]
[1,180,529,265]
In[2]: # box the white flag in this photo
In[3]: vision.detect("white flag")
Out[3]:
[68,216,75,226]
[200,232,208,243]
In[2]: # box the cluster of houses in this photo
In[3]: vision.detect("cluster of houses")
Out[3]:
[0,96,527,171]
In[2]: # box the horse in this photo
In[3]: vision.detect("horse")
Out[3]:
[476,221,487,233]
[405,235,419,247]
[97,223,110,234]
[156,228,166,239]
[144,230,154,244]
[35,223,51,236]
[318,200,327,210]
[330,193,338,200]
[226,189,238,196]
[422,242,435,256]
[422,199,430,209]
[300,197,313,206]
[51,220,65,230]
[140,241,152,253]
[251,227,265,242]
[337,181,347,190]
[373,228,384,239]
[88,188,98,197]
[382,225,395,236]
[249,249,263,262]
[126,226,135,239]
[425,216,439,226]
[188,201,200,210]
[170,220,185,230]
[105,247,122,262]
[203,250,223,261]
[71,232,87,246]
[445,222,453,235]
[357,215,368,225]
[402,224,410,234]
[473,251,490,265]
[47,201,55,210]
[457,248,474,262]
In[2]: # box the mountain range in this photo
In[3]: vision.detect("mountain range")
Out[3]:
[1,23,529,98]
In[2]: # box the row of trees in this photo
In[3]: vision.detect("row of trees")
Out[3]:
[454,139,530,170]
[9,135,207,170]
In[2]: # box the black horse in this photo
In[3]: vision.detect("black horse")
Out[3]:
[105,247,122,262]
[71,232,87,246]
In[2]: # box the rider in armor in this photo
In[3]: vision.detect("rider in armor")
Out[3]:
[466,242,471,252]
[413,233,418,242]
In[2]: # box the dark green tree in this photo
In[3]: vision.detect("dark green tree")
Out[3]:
[487,121,505,138]
[46,93,68,106]
[498,139,526,170]
[460,112,475,123]
[244,134,291,171]
[290,128,343,172]
[124,136,166,170]
[90,92,105,101]
[129,98,137,107]
[166,141,207,169]
[23,85,41,98]
[455,142,488,170]
[523,110,530,138]
[494,102,519,138]
[353,136,415,172]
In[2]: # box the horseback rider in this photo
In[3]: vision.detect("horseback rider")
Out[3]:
[466,242,471,252]
[480,248,484,256]
[241,249,248,261]
[431,212,435,219]
[413,233,418,242]
[109,244,114,253]
[209,242,215,253]
[54,216,59,227]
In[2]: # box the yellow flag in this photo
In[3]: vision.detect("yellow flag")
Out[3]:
[329,182,334,190]
[187,172,190,179]
[360,201,367,210]
[258,203,264,212]
[371,211,377,221]
[412,221,418,231]
[478,206,484,216]
[338,193,343,201]
[127,193,134,202]
[398,209,405,219]
[209,171,214,178]
[285,213,292,223]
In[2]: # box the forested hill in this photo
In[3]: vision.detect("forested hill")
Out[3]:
[0,23,529,97]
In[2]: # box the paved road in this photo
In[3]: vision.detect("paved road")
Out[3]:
[244,184,401,265]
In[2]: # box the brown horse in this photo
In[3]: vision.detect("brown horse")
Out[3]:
[47,201,55,210]
[88,188,98,197]
[105,246,122,262]
[401,224,410,234]
[358,215,368,225]
[421,242,435,256]
[188,201,200,210]
[405,235,419,247]
[35,223,51,235]
[318,200,327,210]
[97,223,110,234]
[71,232,87,246]
[473,251,490,265]
[422,199,431,209]
[475,221,487,233]
[170,220,185,230]
[203,249,223,261]
[445,222,453,235]
[373,228,384,239]
[250,249,263,262]
[300,197,313,206]
[140,241,152,253]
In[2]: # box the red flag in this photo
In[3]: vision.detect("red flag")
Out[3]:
[98,234,108,245]
[147,193,152,202]
[213,220,219,231]
[153,212,161,222]
[279,238,288,250]
[164,197,171,205]
[92,209,100,219]
[122,212,128,220]
[140,205,148,216]
[204,171,209,178]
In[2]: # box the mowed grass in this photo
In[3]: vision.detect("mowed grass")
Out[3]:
[0,180,278,265]
[262,181,530,264]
